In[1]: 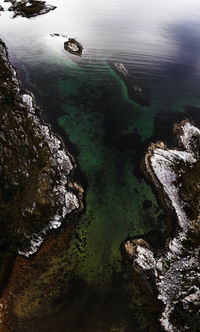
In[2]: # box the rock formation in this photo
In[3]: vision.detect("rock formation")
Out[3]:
[64,38,83,56]
[0,39,83,259]
[7,0,56,18]
[125,120,200,331]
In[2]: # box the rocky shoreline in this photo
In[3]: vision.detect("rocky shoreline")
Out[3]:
[0,38,83,257]
[0,37,84,330]
[1,0,56,18]
[124,120,200,331]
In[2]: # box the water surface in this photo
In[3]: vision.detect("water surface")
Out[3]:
[1,0,200,330]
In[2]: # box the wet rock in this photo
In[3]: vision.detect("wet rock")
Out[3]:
[0,39,83,257]
[8,0,56,18]
[50,34,83,56]
[64,38,83,56]
[124,120,200,331]
[50,32,60,37]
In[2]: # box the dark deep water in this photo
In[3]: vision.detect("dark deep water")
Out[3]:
[2,0,200,330]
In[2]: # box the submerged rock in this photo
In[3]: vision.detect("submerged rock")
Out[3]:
[8,0,56,18]
[0,39,83,258]
[112,62,151,107]
[124,120,200,331]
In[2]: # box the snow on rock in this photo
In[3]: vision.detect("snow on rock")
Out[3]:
[0,39,82,258]
[125,120,200,331]
[22,94,33,109]
[135,245,157,272]
[179,121,200,153]
[150,147,196,230]
[17,110,80,257]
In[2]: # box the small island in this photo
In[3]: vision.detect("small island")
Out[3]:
[0,37,83,263]
[64,38,83,56]
[8,0,56,18]
[50,34,83,57]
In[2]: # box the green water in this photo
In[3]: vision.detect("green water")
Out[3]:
[14,57,175,331]
[56,62,165,282]
[9,37,200,332]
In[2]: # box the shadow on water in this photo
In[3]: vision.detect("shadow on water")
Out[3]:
[21,272,163,332]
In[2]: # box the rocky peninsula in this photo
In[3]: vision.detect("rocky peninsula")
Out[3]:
[0,38,83,257]
[124,120,200,331]
[0,37,84,330]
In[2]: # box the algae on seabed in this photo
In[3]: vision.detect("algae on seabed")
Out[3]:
[57,61,165,282]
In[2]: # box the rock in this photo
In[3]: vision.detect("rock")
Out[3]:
[50,34,83,56]
[114,62,129,76]
[0,39,83,257]
[124,120,200,331]
[112,62,151,107]
[50,33,60,37]
[8,0,56,18]
[64,38,83,56]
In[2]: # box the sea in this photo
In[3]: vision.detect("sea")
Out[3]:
[1,0,200,330]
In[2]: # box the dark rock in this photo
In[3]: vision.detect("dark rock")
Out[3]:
[8,0,56,18]
[124,120,200,331]
[64,38,83,56]
[0,39,83,257]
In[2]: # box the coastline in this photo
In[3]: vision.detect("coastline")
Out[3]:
[0,38,84,257]
[124,120,200,331]
[0,38,84,330]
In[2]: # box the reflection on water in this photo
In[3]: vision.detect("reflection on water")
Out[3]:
[1,0,200,107]
[1,0,200,331]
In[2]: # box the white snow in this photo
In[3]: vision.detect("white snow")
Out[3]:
[135,245,156,271]
[180,121,200,153]
[22,94,33,109]
[150,145,196,229]
[130,121,200,332]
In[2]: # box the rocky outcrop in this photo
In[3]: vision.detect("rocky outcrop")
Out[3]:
[0,39,83,258]
[124,120,200,331]
[7,0,56,18]
[64,38,83,56]
[50,34,83,56]
[0,5,4,13]
[112,62,151,107]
